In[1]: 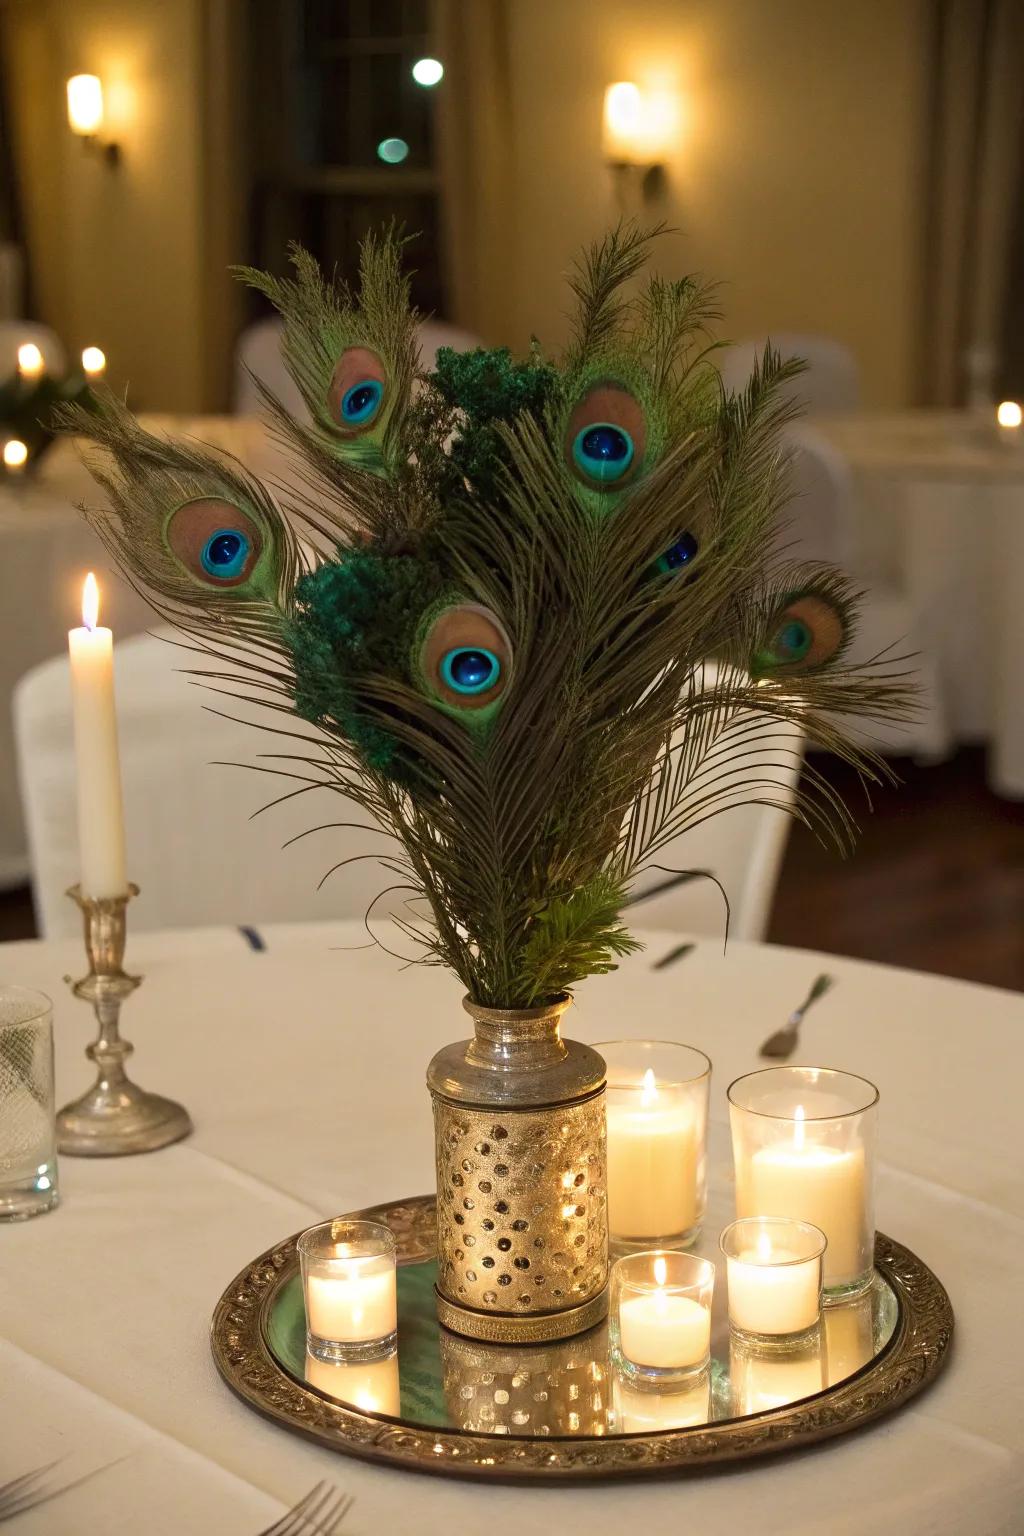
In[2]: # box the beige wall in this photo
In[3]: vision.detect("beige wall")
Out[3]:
[2,0,223,412]
[487,0,928,406]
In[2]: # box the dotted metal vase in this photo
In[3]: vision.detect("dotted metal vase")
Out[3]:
[427,995,609,1344]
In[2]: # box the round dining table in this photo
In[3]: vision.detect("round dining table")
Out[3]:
[1,921,1021,1534]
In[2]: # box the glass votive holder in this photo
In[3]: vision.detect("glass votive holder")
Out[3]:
[720,1216,825,1349]
[598,1040,711,1251]
[0,987,58,1222]
[298,1218,397,1364]
[609,1249,715,1386]
[728,1066,878,1301]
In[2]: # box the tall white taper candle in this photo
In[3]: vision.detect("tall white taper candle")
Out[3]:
[68,573,128,898]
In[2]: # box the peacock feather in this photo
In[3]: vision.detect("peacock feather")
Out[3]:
[62,225,914,1007]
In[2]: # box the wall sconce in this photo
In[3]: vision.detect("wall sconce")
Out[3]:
[66,75,120,166]
[603,82,672,203]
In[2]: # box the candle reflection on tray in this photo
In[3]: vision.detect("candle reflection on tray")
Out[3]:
[730,1336,827,1415]
[612,1370,711,1433]
[305,1349,401,1416]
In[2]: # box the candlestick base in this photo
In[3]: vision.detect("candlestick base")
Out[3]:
[56,1080,192,1157]
[57,884,193,1157]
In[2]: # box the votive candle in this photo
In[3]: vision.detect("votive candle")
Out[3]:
[611,1250,714,1384]
[729,1067,878,1298]
[298,1218,397,1363]
[720,1216,825,1345]
[600,1041,710,1247]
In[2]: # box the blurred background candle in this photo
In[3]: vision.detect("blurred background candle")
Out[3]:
[298,1218,397,1363]
[3,439,28,473]
[16,341,44,378]
[721,1216,825,1344]
[81,346,106,379]
[68,573,128,899]
[601,1041,710,1247]
[611,1250,714,1382]
[996,400,1022,445]
[729,1067,878,1298]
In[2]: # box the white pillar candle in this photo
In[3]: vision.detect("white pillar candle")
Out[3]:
[305,1251,397,1345]
[606,1069,699,1240]
[68,574,128,899]
[618,1257,710,1370]
[725,1230,821,1337]
[739,1108,865,1286]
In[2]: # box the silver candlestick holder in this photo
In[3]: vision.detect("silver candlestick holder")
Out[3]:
[57,883,192,1156]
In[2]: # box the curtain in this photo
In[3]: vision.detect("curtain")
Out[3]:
[918,0,1024,405]
[0,7,26,319]
[433,0,515,343]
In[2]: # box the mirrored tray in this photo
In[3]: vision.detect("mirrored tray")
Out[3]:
[211,1194,953,1481]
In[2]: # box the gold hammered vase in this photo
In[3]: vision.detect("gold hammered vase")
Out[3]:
[427,994,609,1344]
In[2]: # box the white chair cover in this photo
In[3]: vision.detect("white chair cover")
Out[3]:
[718,333,860,414]
[16,634,802,945]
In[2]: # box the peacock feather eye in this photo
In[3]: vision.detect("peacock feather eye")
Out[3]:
[419,603,512,712]
[655,531,699,575]
[165,498,262,588]
[201,528,251,580]
[441,647,502,695]
[327,346,387,435]
[572,423,634,483]
[341,379,383,426]
[755,593,846,676]
[565,382,646,492]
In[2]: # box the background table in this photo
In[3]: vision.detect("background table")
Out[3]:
[816,409,1024,795]
[1,923,1021,1533]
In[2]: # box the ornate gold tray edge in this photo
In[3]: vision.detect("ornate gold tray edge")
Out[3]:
[210,1194,955,1482]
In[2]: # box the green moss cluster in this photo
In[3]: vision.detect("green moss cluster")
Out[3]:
[429,346,557,500]
[287,547,444,774]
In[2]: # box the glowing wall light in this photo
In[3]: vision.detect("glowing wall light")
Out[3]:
[66,75,120,164]
[602,81,678,203]
[412,58,444,87]
[67,74,104,136]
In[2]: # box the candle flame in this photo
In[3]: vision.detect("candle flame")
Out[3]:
[17,342,44,376]
[3,439,28,468]
[653,1255,667,1287]
[82,572,100,631]
[997,400,1022,429]
[640,1066,658,1106]
[81,346,106,377]
[793,1103,806,1151]
[756,1230,773,1262]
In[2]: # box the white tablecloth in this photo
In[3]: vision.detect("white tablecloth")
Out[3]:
[1,923,1022,1533]
[0,419,282,889]
[816,409,1024,795]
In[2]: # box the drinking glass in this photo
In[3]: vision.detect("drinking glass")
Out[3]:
[0,987,58,1221]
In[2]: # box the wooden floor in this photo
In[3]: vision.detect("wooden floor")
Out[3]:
[1,749,1021,992]
[769,748,1024,992]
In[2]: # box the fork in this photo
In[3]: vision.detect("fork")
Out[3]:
[258,1482,354,1536]
[758,973,834,1059]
